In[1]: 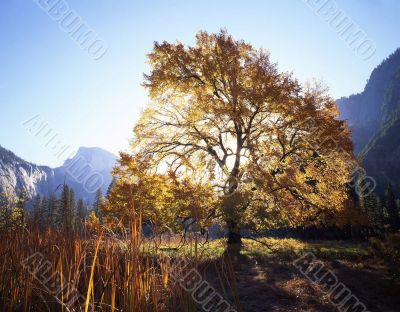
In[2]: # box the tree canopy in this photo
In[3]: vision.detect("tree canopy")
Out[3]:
[106,30,355,244]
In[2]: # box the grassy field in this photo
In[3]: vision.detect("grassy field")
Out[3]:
[138,236,399,312]
[147,236,371,261]
[0,225,399,312]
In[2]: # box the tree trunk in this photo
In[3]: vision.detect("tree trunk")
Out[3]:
[227,221,242,245]
[226,220,242,258]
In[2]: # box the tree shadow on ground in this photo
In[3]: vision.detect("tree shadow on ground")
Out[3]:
[197,252,400,312]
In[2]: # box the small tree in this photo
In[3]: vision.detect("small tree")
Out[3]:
[11,190,27,229]
[104,155,217,233]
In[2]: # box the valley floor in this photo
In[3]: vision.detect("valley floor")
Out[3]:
[1,229,399,311]
[164,238,400,312]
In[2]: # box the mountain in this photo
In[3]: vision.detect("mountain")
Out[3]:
[55,147,117,202]
[0,146,57,200]
[337,48,400,194]
[0,146,117,203]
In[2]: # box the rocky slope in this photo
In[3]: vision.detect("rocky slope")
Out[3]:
[0,145,117,203]
[337,48,400,194]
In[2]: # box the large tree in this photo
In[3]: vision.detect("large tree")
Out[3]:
[122,30,354,247]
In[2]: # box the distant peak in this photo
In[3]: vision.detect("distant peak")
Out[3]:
[62,147,118,168]
[75,146,117,157]
[77,146,104,154]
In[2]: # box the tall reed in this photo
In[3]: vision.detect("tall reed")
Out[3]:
[0,200,186,311]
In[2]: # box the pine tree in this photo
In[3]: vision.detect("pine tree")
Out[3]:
[0,193,8,228]
[93,188,104,222]
[365,192,384,232]
[48,193,59,227]
[76,198,87,230]
[385,184,400,230]
[69,189,77,230]
[40,197,49,227]
[107,178,116,198]
[32,194,42,226]
[358,180,384,231]
[60,184,71,232]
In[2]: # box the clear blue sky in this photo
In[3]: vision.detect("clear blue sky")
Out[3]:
[1,0,399,167]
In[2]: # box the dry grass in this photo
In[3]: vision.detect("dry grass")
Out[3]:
[0,220,391,312]
[0,221,190,311]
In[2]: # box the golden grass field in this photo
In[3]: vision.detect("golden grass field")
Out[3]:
[1,220,400,312]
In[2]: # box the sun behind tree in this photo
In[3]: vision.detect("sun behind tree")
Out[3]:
[108,30,355,249]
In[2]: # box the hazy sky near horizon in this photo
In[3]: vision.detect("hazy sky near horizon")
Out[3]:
[1,0,399,167]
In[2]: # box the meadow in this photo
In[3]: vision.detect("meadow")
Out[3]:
[1,220,399,312]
